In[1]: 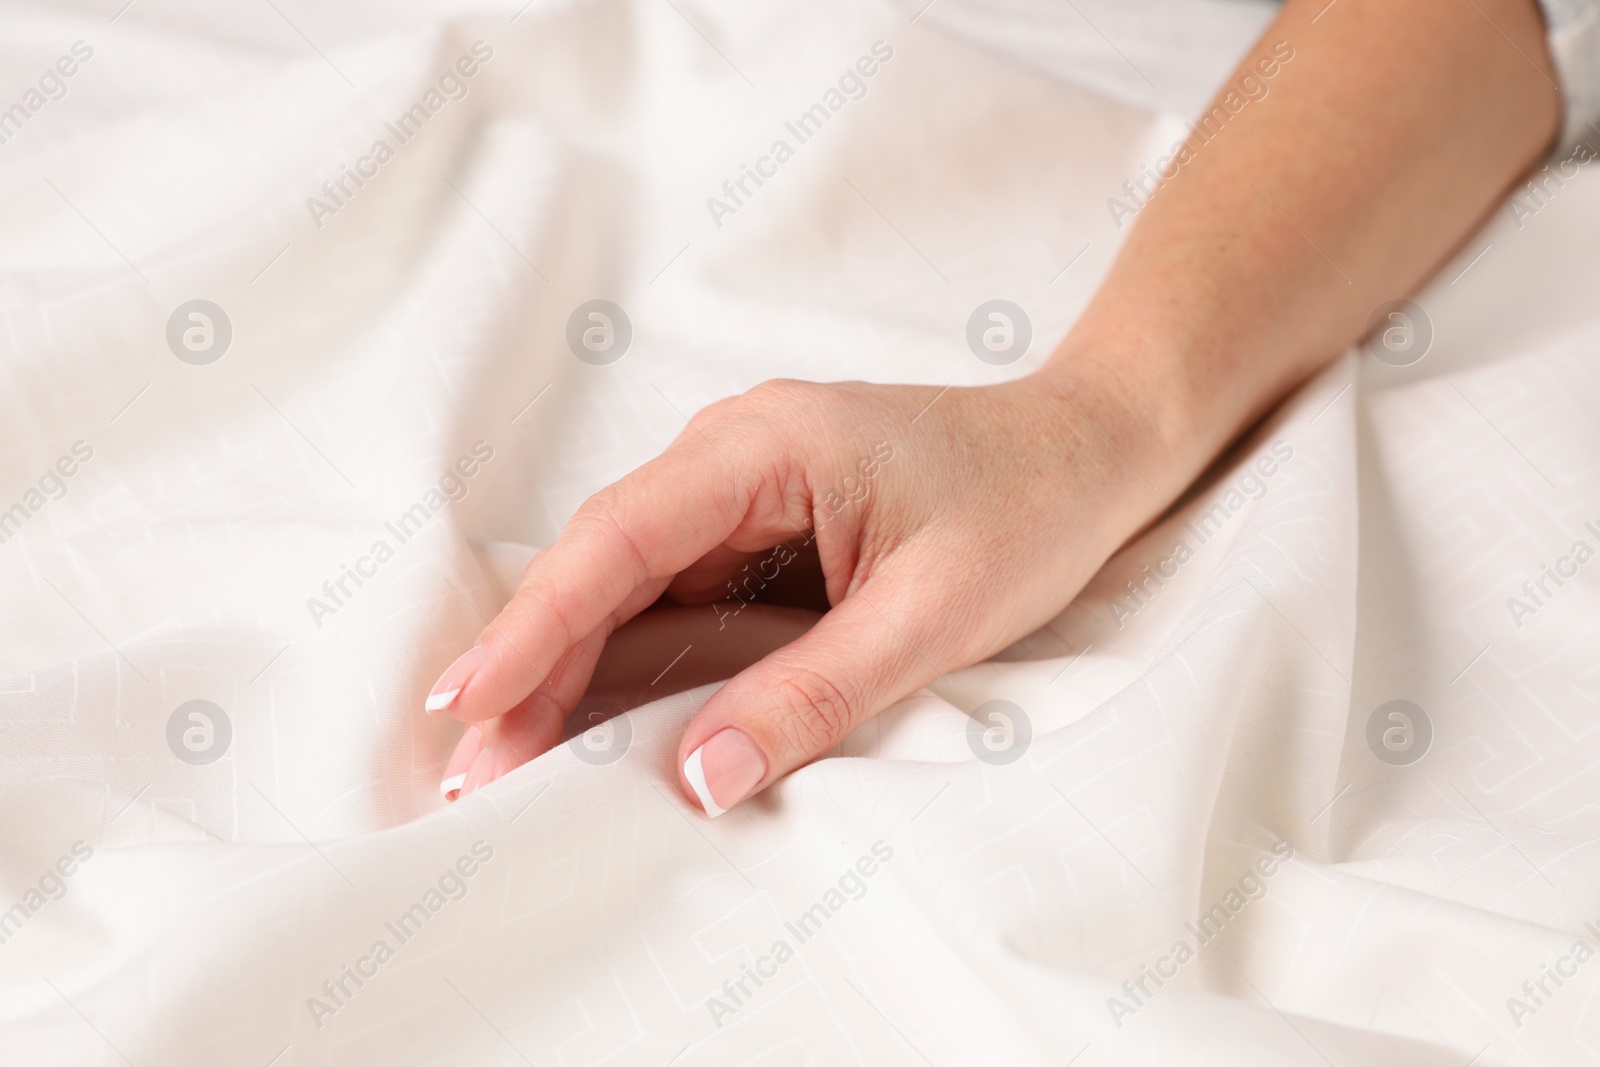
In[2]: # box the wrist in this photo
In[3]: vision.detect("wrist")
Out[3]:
[1030,265,1326,509]
[1026,324,1206,505]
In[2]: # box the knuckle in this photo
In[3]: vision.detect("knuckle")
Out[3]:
[738,379,833,460]
[767,667,858,754]
[568,493,620,544]
[689,379,850,446]
[685,394,740,434]
[574,480,624,522]
[569,489,651,580]
[499,579,577,650]
[744,377,814,409]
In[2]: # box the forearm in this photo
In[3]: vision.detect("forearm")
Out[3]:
[1039,0,1559,501]
[443,0,1566,809]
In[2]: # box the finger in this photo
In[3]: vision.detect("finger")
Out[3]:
[438,724,483,802]
[491,626,609,766]
[663,544,763,603]
[676,577,946,817]
[447,627,607,800]
[425,428,795,724]
[432,574,666,724]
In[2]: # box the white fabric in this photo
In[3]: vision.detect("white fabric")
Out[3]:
[916,0,1600,153]
[900,0,1277,119]
[3,1,1600,1064]
[1540,0,1600,148]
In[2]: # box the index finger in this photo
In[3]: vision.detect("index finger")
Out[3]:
[424,426,778,723]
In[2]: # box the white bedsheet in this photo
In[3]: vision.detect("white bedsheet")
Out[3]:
[3,1,1600,1063]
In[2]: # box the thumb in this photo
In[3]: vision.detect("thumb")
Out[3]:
[676,581,943,817]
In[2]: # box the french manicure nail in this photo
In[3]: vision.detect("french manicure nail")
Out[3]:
[460,747,495,799]
[440,725,483,801]
[683,728,767,818]
[426,645,486,714]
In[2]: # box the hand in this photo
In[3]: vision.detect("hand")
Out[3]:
[429,371,1175,814]
[429,0,1563,814]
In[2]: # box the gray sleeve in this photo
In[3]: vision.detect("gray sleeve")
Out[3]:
[1538,0,1600,147]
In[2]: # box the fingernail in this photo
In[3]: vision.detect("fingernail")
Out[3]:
[426,646,486,714]
[683,728,767,818]
[440,725,482,802]
[460,746,496,799]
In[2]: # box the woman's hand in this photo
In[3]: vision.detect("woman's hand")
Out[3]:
[431,369,1181,814]
[432,0,1561,814]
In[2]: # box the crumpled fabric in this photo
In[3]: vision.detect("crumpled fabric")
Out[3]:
[2,1,1599,1063]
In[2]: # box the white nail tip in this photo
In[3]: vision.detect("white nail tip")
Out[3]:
[683,746,725,818]
[440,773,467,800]
[424,688,461,713]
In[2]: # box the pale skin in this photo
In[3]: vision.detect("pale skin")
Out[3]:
[429,0,1560,814]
